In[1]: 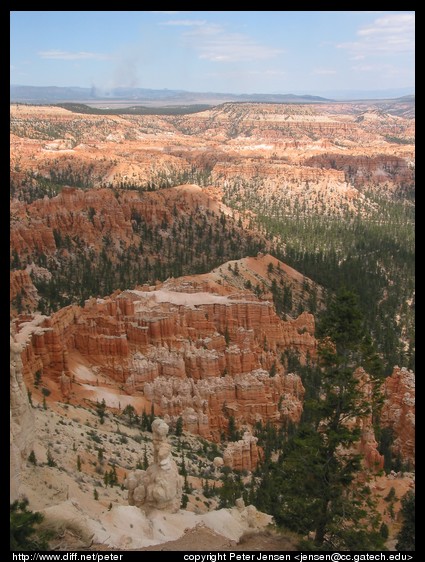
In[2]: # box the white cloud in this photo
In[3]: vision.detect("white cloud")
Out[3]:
[38,50,113,61]
[338,13,414,55]
[351,64,375,72]
[313,68,337,75]
[352,63,406,77]
[206,68,286,78]
[161,20,207,27]
[183,23,283,62]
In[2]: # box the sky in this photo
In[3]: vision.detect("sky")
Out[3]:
[10,11,415,97]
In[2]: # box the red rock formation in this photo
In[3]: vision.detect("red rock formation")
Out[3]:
[10,270,34,302]
[223,432,261,472]
[59,371,72,398]
[10,270,39,313]
[304,154,413,188]
[15,271,314,440]
[15,306,81,384]
[381,367,415,467]
[352,368,384,472]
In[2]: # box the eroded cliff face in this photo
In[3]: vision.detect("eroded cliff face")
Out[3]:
[223,433,261,472]
[11,262,414,474]
[10,328,35,502]
[304,153,413,190]
[381,367,415,467]
[14,267,315,443]
[10,269,39,315]
[353,368,384,472]
[10,102,414,217]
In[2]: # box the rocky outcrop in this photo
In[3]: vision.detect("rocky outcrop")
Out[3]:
[9,184,244,262]
[212,159,347,185]
[15,307,81,384]
[10,270,39,313]
[60,370,72,398]
[223,432,261,472]
[381,367,415,467]
[304,154,413,188]
[15,269,313,440]
[10,328,35,502]
[353,368,384,472]
[125,418,183,513]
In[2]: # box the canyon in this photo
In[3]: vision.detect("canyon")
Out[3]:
[10,99,414,550]
[13,256,315,442]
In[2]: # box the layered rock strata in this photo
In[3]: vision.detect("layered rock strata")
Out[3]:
[15,274,314,442]
[223,432,261,472]
[381,367,415,467]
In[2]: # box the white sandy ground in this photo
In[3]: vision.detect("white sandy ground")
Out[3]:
[127,289,253,308]
[79,384,145,410]
[18,361,272,550]
[42,501,271,550]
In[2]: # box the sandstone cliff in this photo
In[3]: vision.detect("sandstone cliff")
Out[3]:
[353,368,384,472]
[10,269,39,315]
[304,153,413,190]
[10,328,35,502]
[381,366,415,467]
[223,432,261,472]
[15,266,315,443]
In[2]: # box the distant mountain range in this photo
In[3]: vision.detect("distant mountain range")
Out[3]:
[10,84,415,106]
[10,85,332,105]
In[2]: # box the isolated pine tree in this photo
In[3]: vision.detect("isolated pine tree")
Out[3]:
[10,499,50,550]
[175,416,183,437]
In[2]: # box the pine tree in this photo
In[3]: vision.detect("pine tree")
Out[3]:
[10,499,50,550]
[28,451,37,466]
[396,491,415,551]
[256,289,385,550]
[143,446,149,470]
[224,326,230,346]
[181,494,189,508]
[34,370,41,387]
[46,449,56,468]
[180,451,187,477]
[140,408,149,431]
[228,416,241,441]
[96,399,106,424]
[122,404,136,426]
[175,416,183,437]
[147,404,155,432]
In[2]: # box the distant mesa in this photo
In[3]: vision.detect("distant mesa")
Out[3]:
[10,84,333,106]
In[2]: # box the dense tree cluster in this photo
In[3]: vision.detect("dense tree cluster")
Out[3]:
[223,179,414,372]
[13,197,266,314]
[252,290,387,550]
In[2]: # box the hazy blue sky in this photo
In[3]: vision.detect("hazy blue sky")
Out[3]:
[10,11,414,95]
